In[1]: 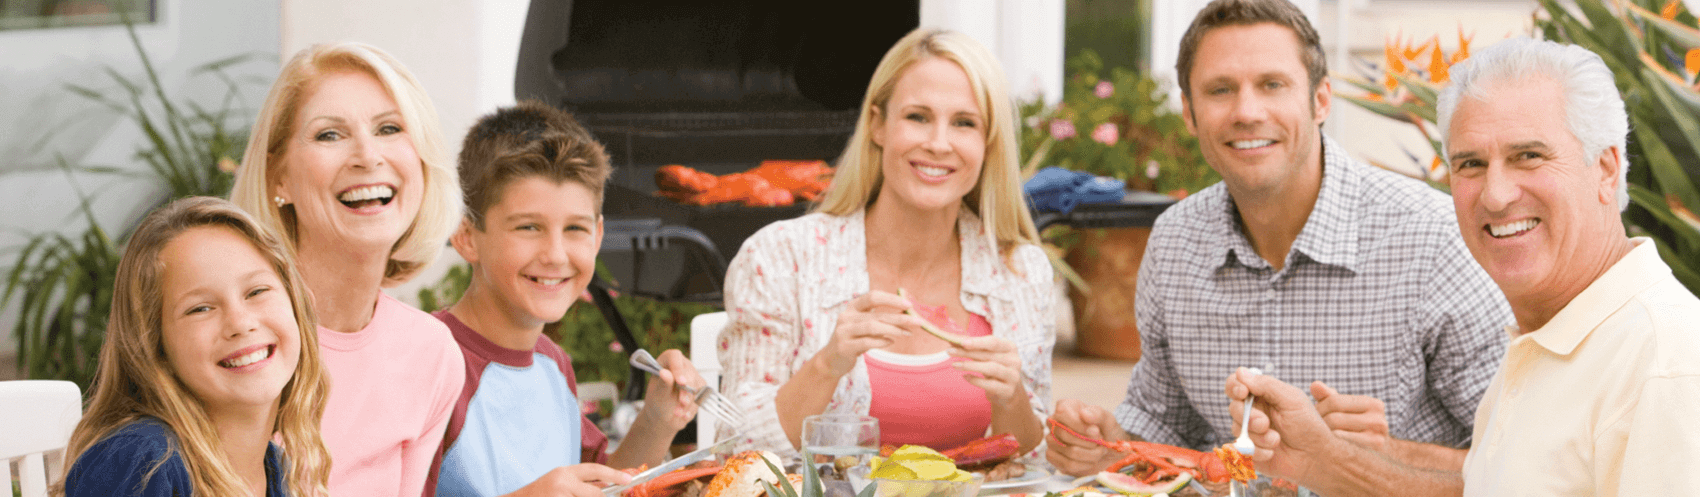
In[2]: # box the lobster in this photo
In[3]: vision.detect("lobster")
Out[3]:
[623,465,722,497]
[877,434,1023,471]
[1046,418,1245,485]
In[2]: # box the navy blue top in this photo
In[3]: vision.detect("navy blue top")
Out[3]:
[64,418,288,497]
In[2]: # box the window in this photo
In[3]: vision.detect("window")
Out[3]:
[0,0,156,31]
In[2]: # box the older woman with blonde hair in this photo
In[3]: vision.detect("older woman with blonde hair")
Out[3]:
[230,42,465,496]
[719,28,1055,461]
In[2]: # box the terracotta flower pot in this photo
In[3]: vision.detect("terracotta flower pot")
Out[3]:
[1064,227,1150,362]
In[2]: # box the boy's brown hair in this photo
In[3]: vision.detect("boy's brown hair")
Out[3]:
[458,100,612,229]
[1175,0,1327,100]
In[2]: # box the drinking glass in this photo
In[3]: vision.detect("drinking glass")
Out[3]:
[801,414,879,484]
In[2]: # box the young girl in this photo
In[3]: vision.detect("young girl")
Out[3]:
[56,196,332,497]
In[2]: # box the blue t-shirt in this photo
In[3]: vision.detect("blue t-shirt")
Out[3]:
[429,311,607,497]
[64,418,288,497]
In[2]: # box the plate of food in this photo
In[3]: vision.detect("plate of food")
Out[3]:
[975,462,1049,491]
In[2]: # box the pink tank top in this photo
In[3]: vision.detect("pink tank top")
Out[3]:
[865,303,994,450]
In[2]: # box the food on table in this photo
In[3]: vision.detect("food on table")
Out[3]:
[868,445,974,483]
[624,451,795,497]
[1097,470,1191,495]
[939,433,1020,470]
[654,160,833,207]
[1046,418,1240,485]
[703,451,788,497]
[875,434,1023,481]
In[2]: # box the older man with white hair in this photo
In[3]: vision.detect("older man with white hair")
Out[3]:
[1223,37,1700,496]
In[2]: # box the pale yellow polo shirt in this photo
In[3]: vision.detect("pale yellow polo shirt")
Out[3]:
[1462,238,1700,496]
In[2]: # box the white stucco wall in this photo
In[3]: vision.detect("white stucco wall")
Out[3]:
[0,0,281,366]
[923,0,1066,104]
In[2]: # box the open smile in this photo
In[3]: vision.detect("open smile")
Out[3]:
[218,344,275,371]
[525,274,571,289]
[1486,218,1541,239]
[911,161,956,182]
[338,184,396,210]
[1229,139,1276,150]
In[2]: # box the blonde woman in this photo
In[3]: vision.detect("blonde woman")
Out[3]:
[230,43,465,496]
[59,196,330,497]
[719,28,1055,460]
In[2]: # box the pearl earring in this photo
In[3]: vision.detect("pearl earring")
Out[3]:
[274,196,287,208]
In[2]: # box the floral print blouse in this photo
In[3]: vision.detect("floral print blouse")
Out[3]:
[718,209,1056,461]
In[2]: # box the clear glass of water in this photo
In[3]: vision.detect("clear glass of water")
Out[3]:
[801,414,879,485]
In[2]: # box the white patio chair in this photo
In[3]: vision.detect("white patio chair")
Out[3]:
[689,311,728,449]
[1,380,82,497]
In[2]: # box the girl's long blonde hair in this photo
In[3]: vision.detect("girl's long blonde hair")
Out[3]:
[58,196,331,497]
[229,41,461,286]
[814,28,1040,262]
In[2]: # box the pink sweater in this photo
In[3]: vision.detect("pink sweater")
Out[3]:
[317,293,466,497]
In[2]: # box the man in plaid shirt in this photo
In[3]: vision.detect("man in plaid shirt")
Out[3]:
[1047,0,1511,478]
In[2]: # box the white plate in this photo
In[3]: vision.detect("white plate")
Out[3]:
[977,465,1050,491]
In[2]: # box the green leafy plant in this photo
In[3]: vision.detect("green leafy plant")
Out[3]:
[63,22,254,200]
[3,22,259,387]
[1536,0,1700,294]
[1338,0,1700,295]
[2,167,120,388]
[414,262,711,386]
[1019,49,1218,198]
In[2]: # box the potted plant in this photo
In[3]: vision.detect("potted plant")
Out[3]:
[1338,0,1700,296]
[1018,50,1218,361]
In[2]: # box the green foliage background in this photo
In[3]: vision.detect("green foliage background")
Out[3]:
[416,264,709,387]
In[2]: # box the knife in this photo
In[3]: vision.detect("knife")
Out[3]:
[602,435,742,496]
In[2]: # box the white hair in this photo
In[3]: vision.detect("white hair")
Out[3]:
[1436,37,1630,211]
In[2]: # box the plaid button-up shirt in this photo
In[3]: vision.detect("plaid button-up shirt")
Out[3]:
[1115,136,1512,451]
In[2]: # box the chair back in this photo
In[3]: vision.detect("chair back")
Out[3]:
[1,380,82,497]
[688,311,728,448]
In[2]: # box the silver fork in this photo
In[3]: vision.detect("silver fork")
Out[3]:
[629,349,748,429]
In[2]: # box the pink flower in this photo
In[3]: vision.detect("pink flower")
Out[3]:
[1049,119,1077,140]
[1092,123,1119,145]
[1146,160,1161,179]
[1094,81,1114,99]
[609,342,624,353]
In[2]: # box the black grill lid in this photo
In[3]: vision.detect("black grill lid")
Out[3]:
[515,0,918,166]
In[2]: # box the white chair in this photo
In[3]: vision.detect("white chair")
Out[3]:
[1,380,82,497]
[689,311,728,448]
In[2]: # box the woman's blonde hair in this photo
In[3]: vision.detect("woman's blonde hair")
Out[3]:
[58,196,331,497]
[814,28,1039,259]
[230,42,461,286]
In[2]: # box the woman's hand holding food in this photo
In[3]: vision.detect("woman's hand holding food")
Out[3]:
[814,291,921,377]
[638,348,703,433]
[949,335,1026,407]
[505,463,630,497]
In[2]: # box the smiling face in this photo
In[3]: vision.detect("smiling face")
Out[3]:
[1446,76,1624,313]
[273,70,426,255]
[1182,23,1330,200]
[159,225,301,417]
[870,57,987,213]
[453,177,603,331]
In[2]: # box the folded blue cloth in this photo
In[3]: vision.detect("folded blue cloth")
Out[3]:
[1025,167,1126,214]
